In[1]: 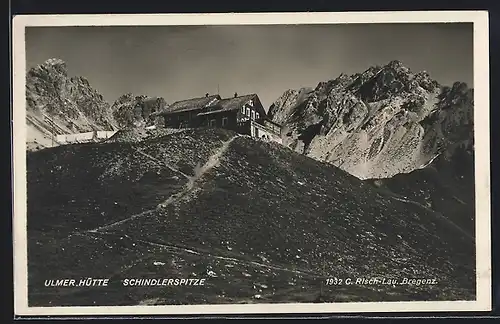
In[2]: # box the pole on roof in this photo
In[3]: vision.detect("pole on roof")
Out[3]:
[217,83,220,95]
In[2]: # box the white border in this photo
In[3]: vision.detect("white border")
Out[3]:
[12,11,491,316]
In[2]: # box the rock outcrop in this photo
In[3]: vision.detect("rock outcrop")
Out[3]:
[269,60,473,179]
[111,94,167,129]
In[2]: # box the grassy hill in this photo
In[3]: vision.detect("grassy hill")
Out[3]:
[27,128,475,306]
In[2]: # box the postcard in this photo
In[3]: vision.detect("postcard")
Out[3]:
[12,11,491,316]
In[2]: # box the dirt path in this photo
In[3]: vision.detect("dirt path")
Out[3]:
[133,147,191,180]
[134,237,321,278]
[157,135,240,208]
[80,135,240,234]
[86,209,155,233]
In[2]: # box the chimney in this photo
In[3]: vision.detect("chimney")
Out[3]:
[205,93,209,97]
[234,92,238,98]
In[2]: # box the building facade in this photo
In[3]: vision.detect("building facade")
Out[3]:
[250,119,283,144]
[157,93,284,145]
[160,94,221,129]
[158,93,272,137]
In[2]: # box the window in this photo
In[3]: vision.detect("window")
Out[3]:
[222,117,228,126]
[246,107,250,116]
[241,106,245,114]
[251,111,255,119]
[210,119,216,127]
[256,112,260,119]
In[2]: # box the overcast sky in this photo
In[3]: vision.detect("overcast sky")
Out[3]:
[26,23,473,109]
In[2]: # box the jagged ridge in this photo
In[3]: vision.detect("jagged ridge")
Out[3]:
[111,94,167,129]
[26,58,117,151]
[269,60,473,179]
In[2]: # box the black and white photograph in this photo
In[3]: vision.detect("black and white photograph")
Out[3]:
[12,12,491,315]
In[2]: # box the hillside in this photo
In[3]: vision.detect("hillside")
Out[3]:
[105,127,186,143]
[26,58,117,151]
[27,128,475,306]
[269,60,473,179]
[365,144,475,238]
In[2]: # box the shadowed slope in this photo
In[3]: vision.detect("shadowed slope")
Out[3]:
[366,144,475,238]
[27,128,475,306]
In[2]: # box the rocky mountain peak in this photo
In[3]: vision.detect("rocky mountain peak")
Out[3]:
[451,81,470,93]
[336,73,351,81]
[111,93,167,129]
[26,58,117,151]
[42,58,67,73]
[44,57,66,66]
[354,60,420,102]
[27,58,69,88]
[268,59,473,179]
[70,75,91,86]
[386,59,405,70]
